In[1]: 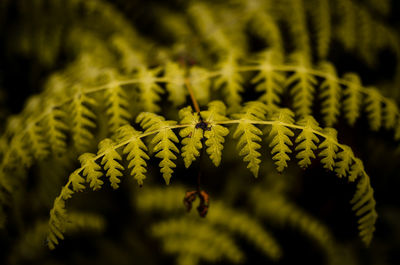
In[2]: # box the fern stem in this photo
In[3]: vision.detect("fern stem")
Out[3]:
[185,78,201,113]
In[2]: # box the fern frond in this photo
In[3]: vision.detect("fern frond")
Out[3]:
[335,145,354,179]
[179,106,203,168]
[350,174,377,246]
[318,128,339,171]
[335,0,356,50]
[25,119,49,160]
[70,87,97,151]
[232,102,268,177]
[295,116,321,168]
[136,112,179,184]
[43,104,68,155]
[47,197,67,250]
[98,139,124,189]
[137,66,164,112]
[383,98,399,130]
[364,87,382,131]
[268,108,295,172]
[319,62,341,127]
[79,153,103,191]
[343,73,363,125]
[200,101,230,167]
[104,80,132,133]
[164,62,187,106]
[117,125,149,186]
[310,0,331,58]
[251,50,285,108]
[286,52,317,117]
[214,54,243,108]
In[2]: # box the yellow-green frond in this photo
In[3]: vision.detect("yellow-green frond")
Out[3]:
[364,87,382,131]
[295,116,321,168]
[104,82,132,133]
[164,62,187,106]
[343,73,362,125]
[319,62,341,127]
[137,66,164,112]
[200,101,229,167]
[179,106,203,168]
[98,139,124,189]
[318,128,339,171]
[79,153,103,191]
[189,66,211,105]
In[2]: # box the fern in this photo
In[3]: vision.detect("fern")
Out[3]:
[295,116,321,168]
[179,106,202,168]
[343,73,363,125]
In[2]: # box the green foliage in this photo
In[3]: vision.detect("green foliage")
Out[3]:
[0,0,399,264]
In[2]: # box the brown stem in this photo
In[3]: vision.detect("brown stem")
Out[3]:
[185,78,201,113]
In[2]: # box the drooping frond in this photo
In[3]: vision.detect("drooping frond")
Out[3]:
[70,86,97,151]
[286,52,317,117]
[200,101,230,167]
[117,125,149,186]
[136,112,179,184]
[318,128,339,171]
[214,54,243,108]
[232,102,268,177]
[295,116,321,168]
[164,62,187,106]
[79,153,103,191]
[319,62,341,127]
[97,139,124,189]
[136,66,164,112]
[268,108,295,172]
[343,73,362,125]
[104,79,132,133]
[364,87,382,131]
[251,50,285,108]
[179,106,203,168]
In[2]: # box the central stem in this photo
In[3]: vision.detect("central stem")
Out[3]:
[185,78,201,113]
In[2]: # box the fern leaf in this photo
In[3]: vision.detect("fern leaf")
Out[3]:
[98,139,124,189]
[70,88,97,151]
[350,174,377,246]
[335,145,354,178]
[117,125,149,186]
[69,169,86,192]
[214,54,243,108]
[286,52,317,117]
[105,82,132,133]
[47,197,67,250]
[79,153,103,191]
[136,112,179,184]
[343,73,362,125]
[43,104,68,155]
[232,102,268,177]
[364,87,382,131]
[179,106,203,168]
[137,66,164,112]
[319,62,341,127]
[295,116,321,168]
[189,66,211,104]
[268,108,295,172]
[383,98,399,129]
[164,62,187,106]
[200,101,229,167]
[251,50,285,108]
[318,128,339,171]
[311,0,331,58]
[26,119,49,160]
